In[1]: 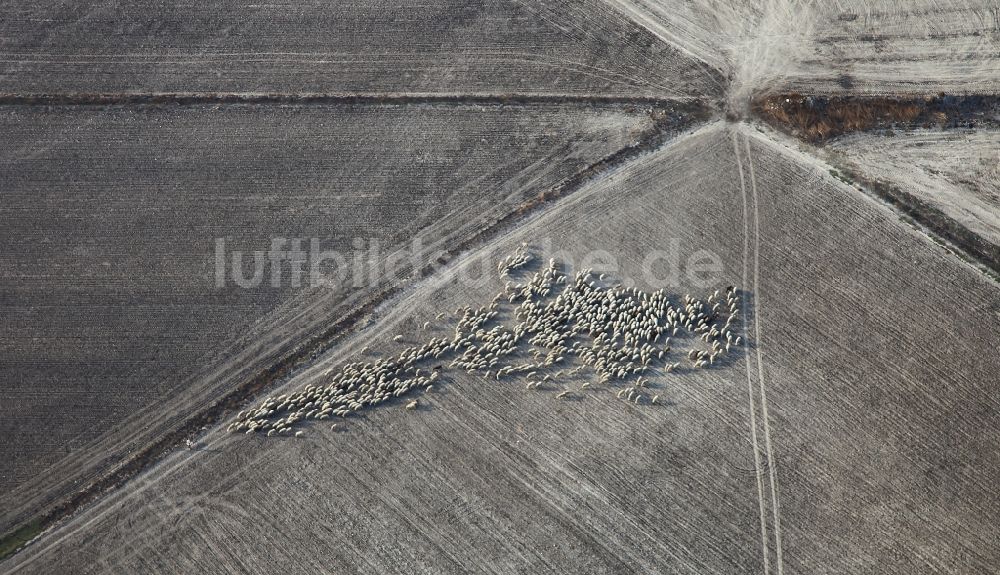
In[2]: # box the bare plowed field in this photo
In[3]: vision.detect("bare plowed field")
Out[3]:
[7,124,997,574]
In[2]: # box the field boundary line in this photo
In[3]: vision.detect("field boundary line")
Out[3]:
[0,91,698,108]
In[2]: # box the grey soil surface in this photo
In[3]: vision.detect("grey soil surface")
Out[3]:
[2,0,999,573]
[5,124,999,574]
[0,102,666,534]
[828,129,1000,246]
[0,0,721,98]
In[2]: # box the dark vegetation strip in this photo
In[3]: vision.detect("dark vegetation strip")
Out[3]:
[753,93,999,142]
[0,100,712,562]
[755,92,1000,278]
[0,92,683,109]
[0,521,43,562]
[829,166,1000,280]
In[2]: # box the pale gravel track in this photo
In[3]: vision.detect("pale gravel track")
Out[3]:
[743,133,784,575]
[732,129,773,575]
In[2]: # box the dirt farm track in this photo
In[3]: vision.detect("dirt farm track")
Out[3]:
[1,1,999,574]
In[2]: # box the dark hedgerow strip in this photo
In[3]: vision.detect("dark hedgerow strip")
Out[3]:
[830,166,1000,281]
[0,521,44,561]
[757,93,1000,281]
[752,93,999,142]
